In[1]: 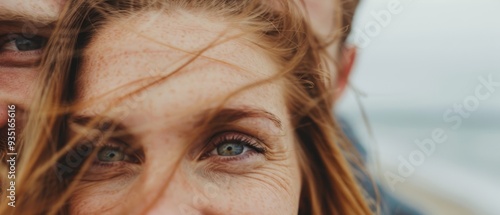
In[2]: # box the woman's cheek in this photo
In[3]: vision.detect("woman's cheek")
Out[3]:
[69,172,299,215]
[70,176,138,214]
[197,173,300,214]
[249,176,300,214]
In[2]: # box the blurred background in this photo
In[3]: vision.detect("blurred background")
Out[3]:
[337,0,500,214]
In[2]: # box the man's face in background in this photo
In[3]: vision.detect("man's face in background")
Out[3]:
[0,0,63,128]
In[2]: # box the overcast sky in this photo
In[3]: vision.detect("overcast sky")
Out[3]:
[336,1,500,214]
[339,0,500,114]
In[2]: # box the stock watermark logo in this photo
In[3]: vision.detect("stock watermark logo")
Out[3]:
[384,74,500,191]
[55,143,93,182]
[353,0,418,49]
[5,105,17,207]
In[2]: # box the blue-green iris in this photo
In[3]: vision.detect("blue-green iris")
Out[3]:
[216,142,244,156]
[97,148,125,162]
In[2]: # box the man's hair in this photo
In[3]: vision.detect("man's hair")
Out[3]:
[342,0,361,43]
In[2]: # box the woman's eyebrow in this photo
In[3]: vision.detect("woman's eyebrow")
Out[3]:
[70,115,131,138]
[196,107,283,131]
[70,115,140,148]
[71,107,284,133]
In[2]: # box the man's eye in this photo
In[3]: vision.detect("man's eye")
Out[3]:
[0,34,48,67]
[0,34,46,52]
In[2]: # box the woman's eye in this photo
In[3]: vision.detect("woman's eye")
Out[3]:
[205,132,266,159]
[92,143,141,165]
[97,147,126,162]
[214,142,246,156]
[1,34,47,52]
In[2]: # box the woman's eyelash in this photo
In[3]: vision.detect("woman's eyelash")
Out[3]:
[200,132,267,160]
[76,128,265,165]
[213,134,265,152]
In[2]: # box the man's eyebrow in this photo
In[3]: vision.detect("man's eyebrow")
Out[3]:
[196,107,283,131]
[0,8,59,26]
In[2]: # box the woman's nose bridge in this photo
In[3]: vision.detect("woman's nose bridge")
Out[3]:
[145,168,207,214]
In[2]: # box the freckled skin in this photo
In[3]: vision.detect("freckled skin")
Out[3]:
[71,11,302,215]
[0,0,330,138]
[0,0,331,128]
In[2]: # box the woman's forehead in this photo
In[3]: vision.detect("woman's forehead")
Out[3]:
[79,11,278,92]
[86,11,274,68]
[75,10,288,124]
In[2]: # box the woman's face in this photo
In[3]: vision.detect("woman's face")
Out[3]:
[71,11,301,214]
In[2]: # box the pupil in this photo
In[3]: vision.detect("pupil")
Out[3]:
[227,146,233,151]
